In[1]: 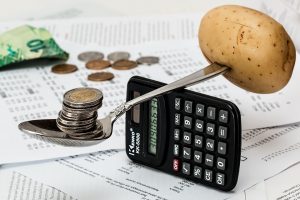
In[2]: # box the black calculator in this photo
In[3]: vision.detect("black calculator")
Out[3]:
[125,76,241,191]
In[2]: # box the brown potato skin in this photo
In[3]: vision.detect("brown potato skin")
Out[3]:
[199,5,296,93]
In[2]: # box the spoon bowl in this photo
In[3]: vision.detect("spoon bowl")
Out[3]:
[18,119,106,146]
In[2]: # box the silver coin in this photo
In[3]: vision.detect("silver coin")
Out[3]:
[78,51,104,62]
[136,56,160,65]
[58,112,98,126]
[63,88,103,109]
[67,121,102,138]
[107,51,130,62]
[68,128,103,139]
[60,110,97,121]
[56,120,96,133]
[68,122,103,139]
[62,103,101,114]
[56,119,95,130]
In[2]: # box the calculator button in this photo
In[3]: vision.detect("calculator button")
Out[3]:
[173,159,180,172]
[206,139,215,151]
[219,110,228,123]
[218,142,227,155]
[207,107,216,120]
[175,113,181,125]
[205,154,214,167]
[173,144,180,156]
[193,166,202,179]
[218,126,227,139]
[175,98,181,110]
[206,123,215,136]
[183,147,191,160]
[217,157,226,170]
[184,101,193,113]
[204,169,213,182]
[194,150,202,163]
[194,135,203,148]
[195,119,204,132]
[196,104,205,117]
[216,173,225,186]
[174,129,180,141]
[182,162,191,175]
[183,132,192,144]
[183,116,192,129]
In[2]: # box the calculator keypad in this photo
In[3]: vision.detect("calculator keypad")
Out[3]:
[172,96,238,190]
[126,76,241,192]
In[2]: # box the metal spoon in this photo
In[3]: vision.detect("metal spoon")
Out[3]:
[18,63,228,146]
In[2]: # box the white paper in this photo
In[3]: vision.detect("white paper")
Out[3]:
[260,0,300,52]
[1,2,300,53]
[1,40,300,165]
[0,14,200,47]
[228,162,300,200]
[1,124,300,200]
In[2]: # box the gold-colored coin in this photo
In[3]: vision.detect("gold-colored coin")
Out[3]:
[111,60,138,70]
[87,72,115,82]
[85,59,111,70]
[51,64,78,74]
[64,88,103,107]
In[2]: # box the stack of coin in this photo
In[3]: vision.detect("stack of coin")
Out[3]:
[56,88,103,139]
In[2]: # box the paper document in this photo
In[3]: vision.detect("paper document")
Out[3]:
[1,5,299,52]
[1,40,300,165]
[260,0,300,52]
[229,162,300,200]
[1,122,300,200]
[0,14,200,47]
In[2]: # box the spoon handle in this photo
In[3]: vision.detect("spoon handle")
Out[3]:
[125,63,228,108]
[109,63,228,122]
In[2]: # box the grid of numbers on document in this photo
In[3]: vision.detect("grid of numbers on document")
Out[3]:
[0,70,57,123]
[172,97,229,187]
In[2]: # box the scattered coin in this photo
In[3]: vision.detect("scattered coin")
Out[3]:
[112,60,138,70]
[85,59,111,70]
[137,56,160,65]
[87,72,115,81]
[51,64,78,74]
[78,51,104,62]
[107,51,130,62]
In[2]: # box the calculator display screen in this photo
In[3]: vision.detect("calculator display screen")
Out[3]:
[148,98,158,155]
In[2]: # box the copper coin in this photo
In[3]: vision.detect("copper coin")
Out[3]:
[87,72,115,81]
[112,60,138,70]
[85,60,111,70]
[51,64,78,74]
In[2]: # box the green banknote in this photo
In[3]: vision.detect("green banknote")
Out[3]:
[0,25,69,68]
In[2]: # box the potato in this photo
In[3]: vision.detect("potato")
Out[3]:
[199,5,296,93]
